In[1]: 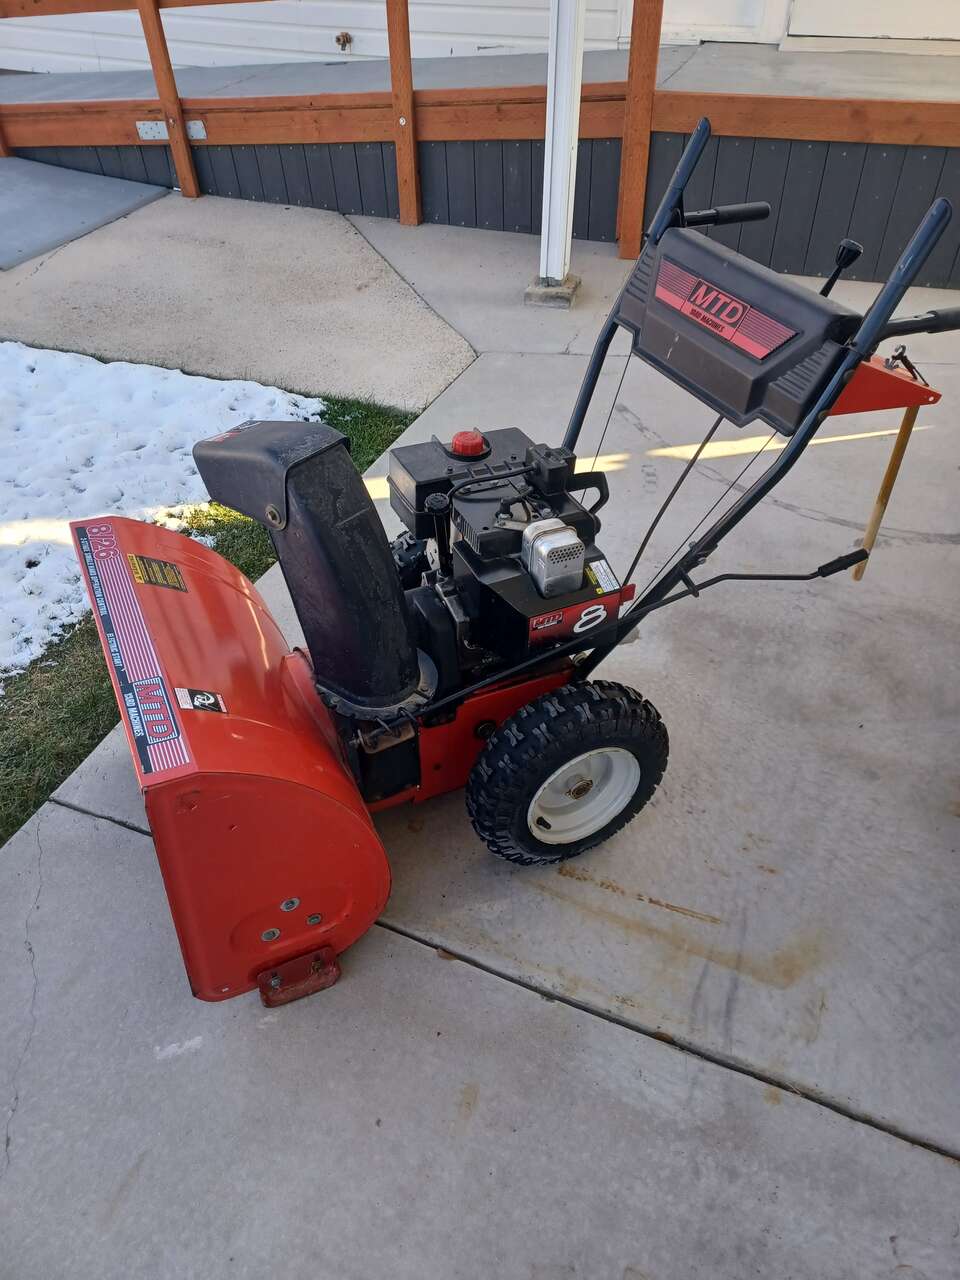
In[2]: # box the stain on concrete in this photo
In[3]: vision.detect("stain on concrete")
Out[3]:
[557,863,724,925]
[764,1086,783,1106]
[533,880,829,990]
[456,1081,479,1132]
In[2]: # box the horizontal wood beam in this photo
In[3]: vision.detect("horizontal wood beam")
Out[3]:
[2,86,958,152]
[652,90,960,150]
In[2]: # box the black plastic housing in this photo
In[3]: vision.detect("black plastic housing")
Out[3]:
[389,428,535,538]
[193,420,422,714]
[617,227,862,435]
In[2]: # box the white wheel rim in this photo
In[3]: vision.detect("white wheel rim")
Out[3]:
[526,747,641,846]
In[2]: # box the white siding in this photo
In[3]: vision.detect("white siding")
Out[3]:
[0,0,787,75]
[0,0,611,73]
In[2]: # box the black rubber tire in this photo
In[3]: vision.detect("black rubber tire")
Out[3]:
[465,680,668,866]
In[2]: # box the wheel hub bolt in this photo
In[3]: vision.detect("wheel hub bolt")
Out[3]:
[567,778,594,800]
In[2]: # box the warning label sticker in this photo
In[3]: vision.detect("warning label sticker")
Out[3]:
[175,687,227,714]
[127,553,187,592]
[586,557,620,595]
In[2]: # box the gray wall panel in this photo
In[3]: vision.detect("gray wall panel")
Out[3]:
[875,147,947,282]
[847,145,905,280]
[475,141,504,231]
[572,140,592,241]
[96,147,125,181]
[739,139,790,267]
[233,146,264,202]
[531,140,545,235]
[208,145,240,199]
[279,144,312,206]
[587,138,620,243]
[144,147,174,189]
[56,146,102,175]
[445,141,477,227]
[356,143,390,217]
[503,141,533,233]
[709,136,753,251]
[918,151,960,288]
[256,145,288,204]
[16,137,959,286]
[772,141,829,273]
[329,144,362,214]
[681,133,718,225]
[118,147,149,185]
[192,146,218,195]
[303,144,336,210]
[643,133,684,229]
[383,144,400,220]
[804,142,867,277]
[420,142,449,224]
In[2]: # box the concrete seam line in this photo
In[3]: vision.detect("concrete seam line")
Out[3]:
[48,796,152,838]
[345,213,479,361]
[375,918,960,1167]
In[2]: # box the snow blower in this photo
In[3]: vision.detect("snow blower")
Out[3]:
[73,119,959,1007]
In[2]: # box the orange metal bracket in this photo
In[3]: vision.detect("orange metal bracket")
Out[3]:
[830,355,941,416]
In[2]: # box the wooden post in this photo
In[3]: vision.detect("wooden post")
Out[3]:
[136,0,199,198]
[0,114,11,157]
[385,0,421,225]
[851,404,920,581]
[616,0,663,260]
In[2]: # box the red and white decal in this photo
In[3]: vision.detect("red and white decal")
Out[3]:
[75,522,191,776]
[528,592,621,646]
[655,260,796,360]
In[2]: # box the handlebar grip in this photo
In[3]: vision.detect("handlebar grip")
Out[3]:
[818,550,868,577]
[921,305,960,333]
[685,201,771,228]
[880,304,960,341]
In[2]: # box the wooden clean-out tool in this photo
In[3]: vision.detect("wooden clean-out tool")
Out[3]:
[852,404,921,581]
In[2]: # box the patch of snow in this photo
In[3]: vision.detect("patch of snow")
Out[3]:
[0,341,325,679]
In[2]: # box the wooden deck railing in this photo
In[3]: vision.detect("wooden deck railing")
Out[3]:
[2,0,958,255]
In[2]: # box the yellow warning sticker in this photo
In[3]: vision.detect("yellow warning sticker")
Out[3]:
[127,553,187,592]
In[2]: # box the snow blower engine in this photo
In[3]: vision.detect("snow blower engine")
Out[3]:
[73,118,960,1007]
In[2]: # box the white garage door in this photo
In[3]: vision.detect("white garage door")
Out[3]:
[788,0,960,41]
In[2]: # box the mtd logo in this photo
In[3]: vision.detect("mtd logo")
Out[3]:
[686,281,746,335]
[654,258,797,359]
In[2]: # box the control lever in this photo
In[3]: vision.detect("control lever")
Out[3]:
[820,238,863,297]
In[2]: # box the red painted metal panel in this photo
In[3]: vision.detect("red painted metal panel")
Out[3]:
[72,516,390,1002]
[831,356,941,415]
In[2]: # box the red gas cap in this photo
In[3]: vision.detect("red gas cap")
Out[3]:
[450,430,487,457]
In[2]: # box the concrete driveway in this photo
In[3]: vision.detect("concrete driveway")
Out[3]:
[0,191,473,411]
[3,219,959,1277]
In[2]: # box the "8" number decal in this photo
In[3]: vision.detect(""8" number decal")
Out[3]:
[573,603,608,633]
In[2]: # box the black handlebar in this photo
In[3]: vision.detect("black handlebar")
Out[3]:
[683,201,771,228]
[880,305,960,341]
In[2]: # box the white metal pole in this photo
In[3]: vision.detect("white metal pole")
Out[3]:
[538,0,586,286]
